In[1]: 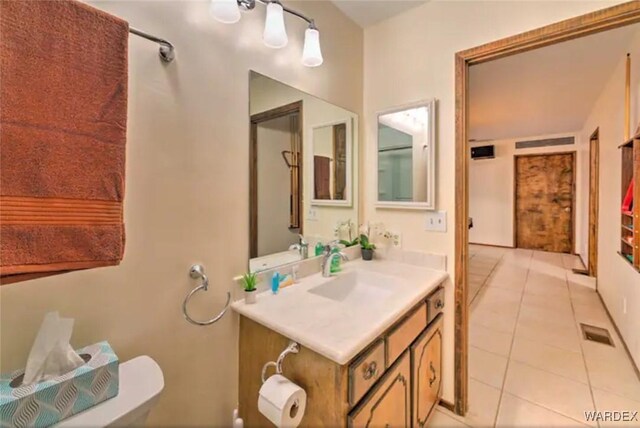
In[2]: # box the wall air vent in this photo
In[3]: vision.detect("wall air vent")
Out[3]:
[515,136,575,149]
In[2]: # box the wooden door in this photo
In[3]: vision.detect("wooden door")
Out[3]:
[588,130,599,277]
[349,351,411,428]
[411,315,443,428]
[313,156,331,199]
[333,123,347,200]
[515,153,575,253]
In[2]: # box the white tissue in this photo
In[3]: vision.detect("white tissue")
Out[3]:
[22,312,85,386]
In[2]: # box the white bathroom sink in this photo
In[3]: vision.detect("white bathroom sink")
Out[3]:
[307,270,397,303]
[232,258,448,364]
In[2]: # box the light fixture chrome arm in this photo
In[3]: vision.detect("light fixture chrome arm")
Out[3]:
[129,27,175,63]
[254,0,316,28]
[281,4,315,28]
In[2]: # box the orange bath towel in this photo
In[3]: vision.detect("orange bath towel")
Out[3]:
[0,0,129,281]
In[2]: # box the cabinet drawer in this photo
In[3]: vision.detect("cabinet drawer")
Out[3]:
[386,303,427,366]
[349,339,385,406]
[348,351,411,428]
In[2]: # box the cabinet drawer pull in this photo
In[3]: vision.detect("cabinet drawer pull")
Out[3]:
[363,361,378,380]
[429,361,437,387]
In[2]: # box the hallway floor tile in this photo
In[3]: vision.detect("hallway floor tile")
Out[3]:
[439,245,640,427]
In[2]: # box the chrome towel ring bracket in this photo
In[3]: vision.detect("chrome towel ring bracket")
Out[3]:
[182,264,231,326]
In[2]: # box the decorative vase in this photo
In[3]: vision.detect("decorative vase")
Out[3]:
[245,289,257,304]
[362,248,374,261]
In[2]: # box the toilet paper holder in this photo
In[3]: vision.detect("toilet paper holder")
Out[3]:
[261,341,299,383]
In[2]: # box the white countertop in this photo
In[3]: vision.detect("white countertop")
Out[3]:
[232,259,448,365]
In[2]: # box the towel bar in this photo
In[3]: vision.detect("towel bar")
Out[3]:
[182,264,230,326]
[129,27,175,63]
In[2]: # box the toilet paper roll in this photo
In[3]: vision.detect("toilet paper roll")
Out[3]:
[258,374,307,428]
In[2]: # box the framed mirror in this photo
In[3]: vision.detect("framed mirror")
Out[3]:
[248,71,359,273]
[311,119,353,206]
[376,99,436,210]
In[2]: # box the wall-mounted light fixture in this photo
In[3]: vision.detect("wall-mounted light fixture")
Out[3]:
[210,0,323,67]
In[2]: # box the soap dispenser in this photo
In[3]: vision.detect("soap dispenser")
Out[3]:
[330,247,342,273]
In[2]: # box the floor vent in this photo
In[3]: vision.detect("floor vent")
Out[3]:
[581,323,615,346]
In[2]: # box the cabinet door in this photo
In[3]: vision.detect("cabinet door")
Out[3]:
[348,351,411,428]
[411,315,443,428]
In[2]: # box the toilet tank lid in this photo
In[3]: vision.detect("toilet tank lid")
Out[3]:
[56,356,164,427]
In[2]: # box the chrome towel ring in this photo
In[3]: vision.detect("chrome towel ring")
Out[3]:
[182,264,231,326]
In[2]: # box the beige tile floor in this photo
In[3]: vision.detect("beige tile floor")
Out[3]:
[432,245,640,427]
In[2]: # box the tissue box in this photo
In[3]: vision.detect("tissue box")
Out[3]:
[0,341,119,428]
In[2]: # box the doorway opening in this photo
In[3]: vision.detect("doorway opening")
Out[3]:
[453,2,640,416]
[249,101,303,259]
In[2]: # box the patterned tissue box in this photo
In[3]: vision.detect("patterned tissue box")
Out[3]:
[0,341,119,428]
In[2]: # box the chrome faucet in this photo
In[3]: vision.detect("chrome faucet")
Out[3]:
[321,243,348,277]
[289,234,309,259]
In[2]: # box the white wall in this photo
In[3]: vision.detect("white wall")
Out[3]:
[250,73,359,244]
[363,0,622,403]
[0,1,362,426]
[257,117,299,256]
[469,133,587,260]
[580,29,640,367]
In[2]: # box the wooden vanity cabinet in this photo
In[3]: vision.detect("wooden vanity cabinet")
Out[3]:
[238,286,445,428]
[411,315,443,427]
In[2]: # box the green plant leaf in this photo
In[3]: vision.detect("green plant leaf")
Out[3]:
[359,234,376,250]
[242,272,257,291]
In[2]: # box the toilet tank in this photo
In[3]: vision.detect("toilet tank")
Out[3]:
[56,356,164,427]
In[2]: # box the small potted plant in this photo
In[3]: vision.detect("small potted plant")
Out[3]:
[359,233,376,261]
[242,272,258,304]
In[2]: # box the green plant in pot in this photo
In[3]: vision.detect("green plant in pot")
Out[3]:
[242,272,258,304]
[359,233,376,261]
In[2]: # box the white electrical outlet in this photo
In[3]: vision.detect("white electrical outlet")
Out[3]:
[425,211,447,232]
[307,207,318,221]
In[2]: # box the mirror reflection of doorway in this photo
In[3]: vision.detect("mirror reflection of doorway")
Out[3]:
[312,122,347,200]
[249,102,302,259]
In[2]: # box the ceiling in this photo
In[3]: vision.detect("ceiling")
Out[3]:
[469,23,640,142]
[331,0,427,28]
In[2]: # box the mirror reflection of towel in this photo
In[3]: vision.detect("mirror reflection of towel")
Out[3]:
[314,156,331,199]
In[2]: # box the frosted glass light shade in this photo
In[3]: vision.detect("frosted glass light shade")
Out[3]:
[302,28,323,67]
[263,2,288,48]
[210,0,241,24]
